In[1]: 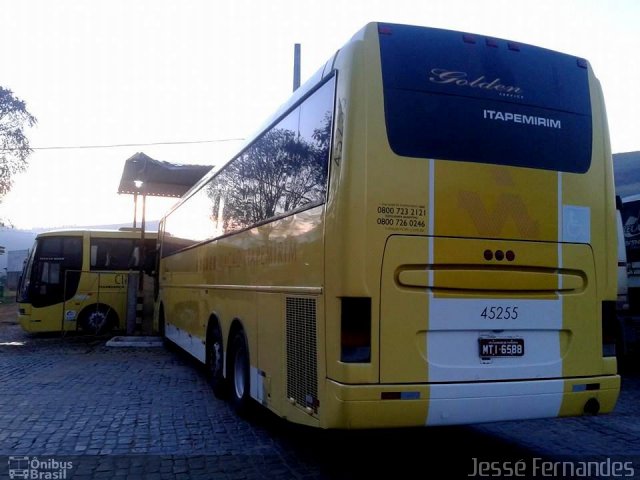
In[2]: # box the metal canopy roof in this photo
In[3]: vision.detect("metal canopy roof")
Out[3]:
[118,152,211,198]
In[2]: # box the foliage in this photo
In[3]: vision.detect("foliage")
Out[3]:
[0,87,37,198]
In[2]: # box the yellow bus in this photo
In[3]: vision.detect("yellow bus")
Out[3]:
[156,22,620,428]
[17,228,157,334]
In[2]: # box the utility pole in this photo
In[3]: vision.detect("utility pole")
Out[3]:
[293,43,301,91]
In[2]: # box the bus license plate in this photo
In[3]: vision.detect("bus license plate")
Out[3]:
[479,338,524,357]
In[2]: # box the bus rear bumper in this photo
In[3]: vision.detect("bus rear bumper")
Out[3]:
[323,375,620,429]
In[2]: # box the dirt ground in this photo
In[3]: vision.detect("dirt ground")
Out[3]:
[0,301,24,344]
[0,301,18,324]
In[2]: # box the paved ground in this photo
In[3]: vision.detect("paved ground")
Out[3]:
[1,302,640,479]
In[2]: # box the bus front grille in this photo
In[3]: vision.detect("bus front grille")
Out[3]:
[285,296,318,413]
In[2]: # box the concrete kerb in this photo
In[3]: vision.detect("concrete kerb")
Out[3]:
[106,336,164,347]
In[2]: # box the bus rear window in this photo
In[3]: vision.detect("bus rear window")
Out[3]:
[378,23,592,173]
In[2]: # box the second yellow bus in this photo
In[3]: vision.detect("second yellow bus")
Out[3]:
[18,228,156,334]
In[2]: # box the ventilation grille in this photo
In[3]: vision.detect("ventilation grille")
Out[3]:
[286,296,318,413]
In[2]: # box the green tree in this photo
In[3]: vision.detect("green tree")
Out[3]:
[0,87,37,198]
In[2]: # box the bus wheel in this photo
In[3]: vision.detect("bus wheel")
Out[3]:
[207,323,227,399]
[229,330,251,414]
[80,305,114,335]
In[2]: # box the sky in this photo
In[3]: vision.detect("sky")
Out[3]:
[0,0,639,230]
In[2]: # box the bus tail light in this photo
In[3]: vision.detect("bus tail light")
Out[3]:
[341,297,371,363]
[601,301,618,357]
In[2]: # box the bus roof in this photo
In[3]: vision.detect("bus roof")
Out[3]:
[35,229,158,239]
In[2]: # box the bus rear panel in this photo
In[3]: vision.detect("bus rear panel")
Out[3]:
[322,23,619,427]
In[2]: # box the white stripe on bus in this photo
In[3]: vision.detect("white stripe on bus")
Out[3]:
[426,379,563,425]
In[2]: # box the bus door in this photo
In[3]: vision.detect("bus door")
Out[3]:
[30,236,83,323]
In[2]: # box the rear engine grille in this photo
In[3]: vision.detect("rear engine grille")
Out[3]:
[285,296,318,413]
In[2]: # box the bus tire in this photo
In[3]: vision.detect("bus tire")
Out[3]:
[79,304,115,335]
[207,322,228,399]
[229,329,251,415]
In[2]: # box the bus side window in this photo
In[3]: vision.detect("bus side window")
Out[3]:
[129,246,140,269]
[90,243,111,269]
[90,245,98,268]
[105,251,114,268]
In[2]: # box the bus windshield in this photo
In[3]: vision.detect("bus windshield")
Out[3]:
[18,236,83,308]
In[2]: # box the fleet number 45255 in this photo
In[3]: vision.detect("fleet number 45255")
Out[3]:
[480,306,519,320]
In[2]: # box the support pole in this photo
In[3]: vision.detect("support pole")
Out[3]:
[133,192,138,229]
[139,193,146,292]
[293,43,301,92]
[126,272,139,335]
